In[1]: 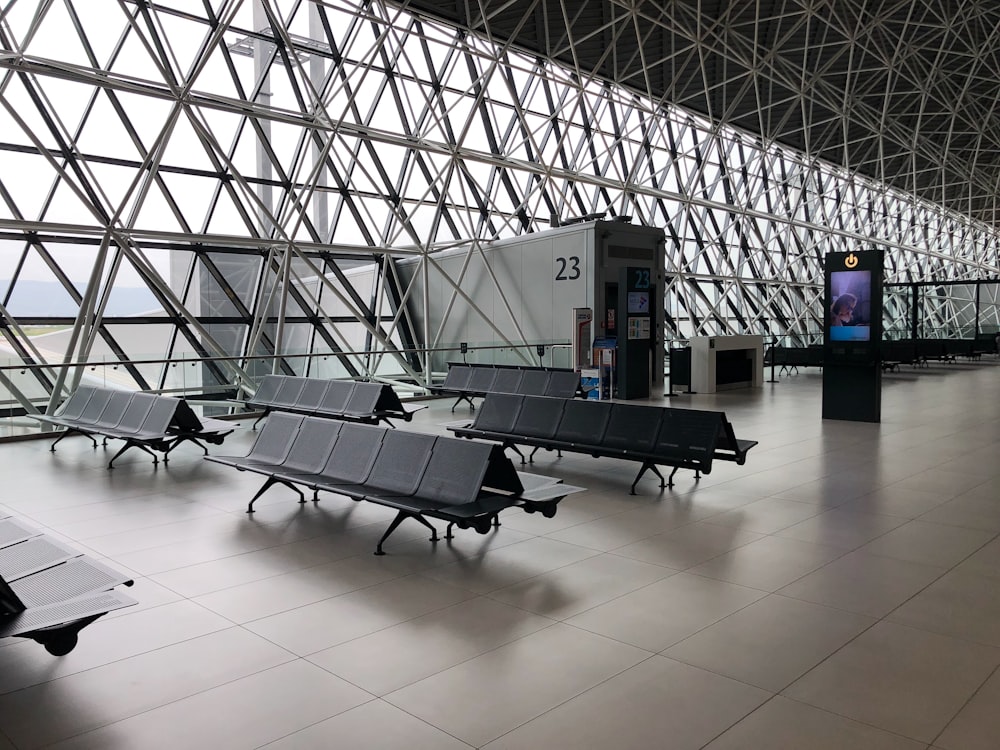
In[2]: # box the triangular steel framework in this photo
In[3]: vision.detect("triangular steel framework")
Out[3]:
[0,0,998,421]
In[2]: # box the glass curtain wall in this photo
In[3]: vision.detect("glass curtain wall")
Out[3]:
[1,0,998,419]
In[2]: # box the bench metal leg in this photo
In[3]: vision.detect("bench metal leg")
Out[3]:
[251,410,270,430]
[630,462,669,494]
[108,441,159,469]
[506,442,526,465]
[451,394,476,412]
[529,446,541,462]
[246,476,304,514]
[445,521,455,540]
[49,429,97,452]
[374,511,438,555]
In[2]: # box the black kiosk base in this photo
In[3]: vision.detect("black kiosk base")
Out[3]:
[822,364,881,423]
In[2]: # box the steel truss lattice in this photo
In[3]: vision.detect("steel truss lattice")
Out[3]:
[0,0,998,417]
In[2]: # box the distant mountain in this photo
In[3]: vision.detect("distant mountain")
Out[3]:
[0,280,161,317]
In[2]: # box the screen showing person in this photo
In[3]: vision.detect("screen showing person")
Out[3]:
[828,270,871,341]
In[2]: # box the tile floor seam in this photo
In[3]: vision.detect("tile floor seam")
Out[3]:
[439,652,664,749]
[37,654,375,750]
[927,661,1000,750]
[773,616,999,744]
[305,617,562,698]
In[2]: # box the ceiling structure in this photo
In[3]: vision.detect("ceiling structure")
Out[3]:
[397,0,1000,228]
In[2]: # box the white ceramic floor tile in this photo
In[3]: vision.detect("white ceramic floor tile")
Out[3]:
[487,552,673,619]
[308,597,554,695]
[260,699,472,750]
[1,365,998,749]
[774,507,909,549]
[664,594,875,691]
[46,660,370,750]
[687,535,846,591]
[701,496,823,533]
[935,666,1000,750]
[784,621,1000,743]
[613,520,764,570]
[888,570,1000,647]
[566,571,767,652]
[246,574,476,655]
[0,627,294,748]
[858,520,996,568]
[704,695,927,750]
[778,548,946,617]
[420,536,600,594]
[384,624,650,747]
[483,655,769,750]
[191,553,405,623]
[0,600,232,694]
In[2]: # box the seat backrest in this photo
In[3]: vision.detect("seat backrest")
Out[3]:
[280,417,342,473]
[271,377,307,408]
[543,370,580,398]
[245,412,305,464]
[170,399,203,432]
[76,389,114,425]
[138,397,180,436]
[555,399,612,445]
[94,391,134,428]
[319,422,385,483]
[516,369,551,396]
[317,380,356,414]
[343,382,382,414]
[295,379,331,411]
[714,414,746,456]
[471,393,524,434]
[251,375,284,406]
[365,430,436,495]
[511,396,565,439]
[601,404,662,452]
[373,385,406,414]
[54,386,98,420]
[481,445,524,493]
[466,366,498,393]
[654,408,721,464]
[491,368,523,394]
[114,393,159,434]
[416,438,493,505]
[442,364,474,390]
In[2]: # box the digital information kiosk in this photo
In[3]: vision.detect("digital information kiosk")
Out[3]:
[822,250,883,422]
[616,266,653,399]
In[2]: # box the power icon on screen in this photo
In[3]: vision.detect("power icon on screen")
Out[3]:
[845,253,859,268]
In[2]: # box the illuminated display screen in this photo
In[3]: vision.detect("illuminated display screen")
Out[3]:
[627,291,649,314]
[828,270,872,342]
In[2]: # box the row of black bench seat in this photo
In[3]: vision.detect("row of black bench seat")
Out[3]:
[431,363,581,411]
[449,394,757,494]
[206,414,584,555]
[766,338,998,375]
[0,514,136,655]
[237,375,424,429]
[881,339,997,370]
[764,345,824,373]
[30,386,234,468]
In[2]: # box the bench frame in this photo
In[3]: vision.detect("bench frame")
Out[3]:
[450,394,757,495]
[206,415,584,555]
[1,515,136,655]
[32,387,233,468]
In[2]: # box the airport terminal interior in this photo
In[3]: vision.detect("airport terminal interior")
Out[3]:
[1,1,1000,748]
